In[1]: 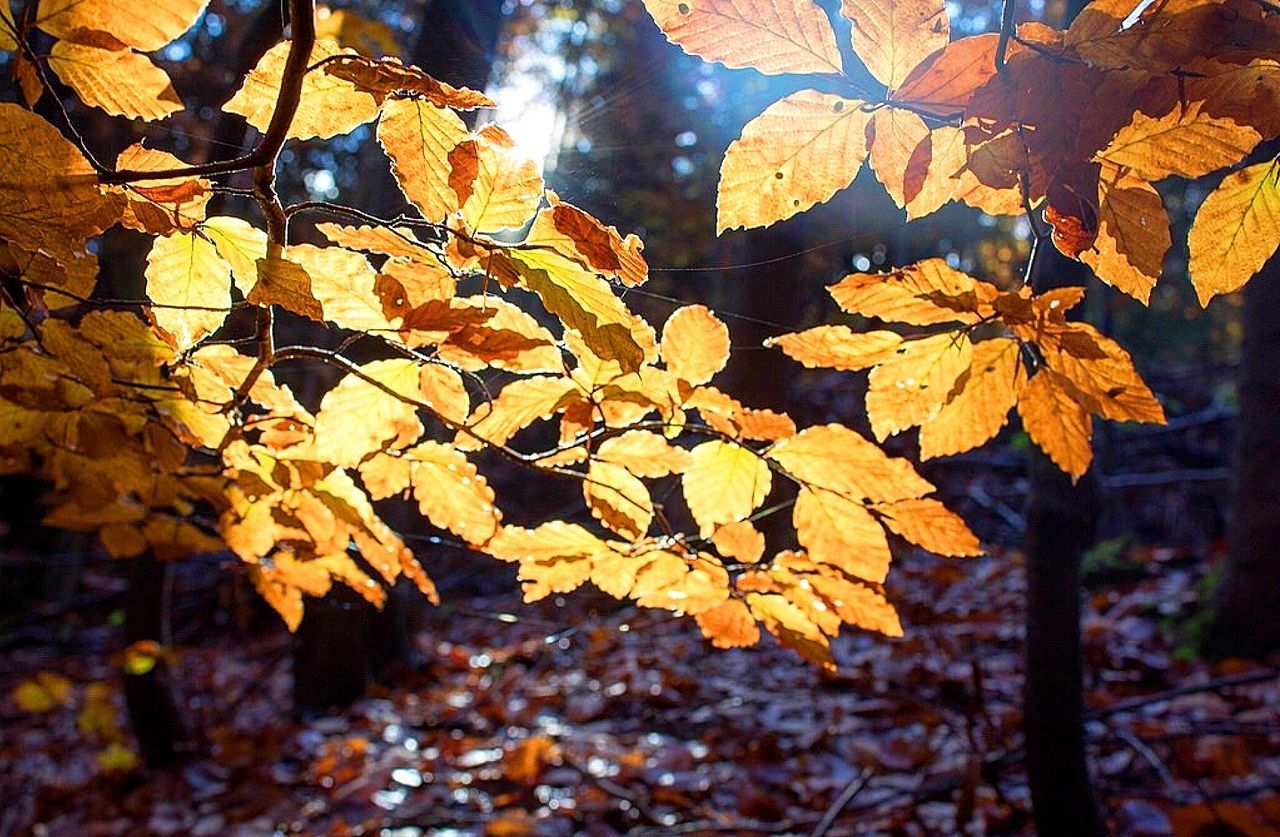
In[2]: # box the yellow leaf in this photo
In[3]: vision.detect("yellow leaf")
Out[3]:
[873,497,981,556]
[145,231,232,351]
[866,107,932,208]
[840,0,949,89]
[1096,102,1260,181]
[37,0,207,51]
[436,296,562,374]
[378,96,470,222]
[0,5,16,51]
[768,423,934,503]
[12,671,74,713]
[460,376,578,450]
[534,191,647,287]
[224,39,379,140]
[1188,159,1280,306]
[767,326,903,371]
[695,598,761,648]
[458,125,544,234]
[313,359,425,466]
[919,337,1025,458]
[711,520,765,563]
[249,255,325,322]
[363,443,500,546]
[202,216,267,294]
[507,245,649,373]
[1080,166,1170,304]
[0,103,121,263]
[866,332,972,440]
[320,54,494,107]
[596,430,691,477]
[288,244,386,332]
[112,146,210,234]
[903,124,1024,220]
[318,222,436,263]
[584,460,653,539]
[682,440,772,536]
[1017,370,1093,480]
[793,487,892,582]
[746,592,835,669]
[829,258,991,325]
[641,0,843,76]
[48,41,181,122]
[660,304,729,385]
[1040,323,1164,424]
[718,90,870,232]
[487,523,604,600]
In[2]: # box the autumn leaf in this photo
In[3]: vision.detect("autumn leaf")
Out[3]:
[37,0,208,52]
[225,39,380,140]
[1080,166,1170,303]
[840,0,949,90]
[378,97,472,222]
[793,486,893,582]
[1018,370,1093,480]
[767,325,903,371]
[596,430,691,477]
[48,41,182,122]
[711,520,765,563]
[872,497,981,556]
[1188,159,1280,306]
[312,359,428,466]
[642,0,843,76]
[457,125,544,234]
[918,337,1025,459]
[695,598,761,648]
[682,440,772,536]
[768,423,934,503]
[891,33,1002,113]
[866,332,972,440]
[1096,103,1261,182]
[584,460,654,539]
[718,91,871,232]
[829,259,991,325]
[145,231,232,351]
[660,304,730,385]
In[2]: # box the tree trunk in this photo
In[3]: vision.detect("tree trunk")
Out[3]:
[1206,250,1280,659]
[123,552,187,766]
[1022,245,1105,835]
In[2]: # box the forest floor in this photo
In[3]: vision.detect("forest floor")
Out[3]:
[1,532,1278,836]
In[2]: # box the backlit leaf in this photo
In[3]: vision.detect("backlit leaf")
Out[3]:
[918,337,1025,458]
[682,440,772,536]
[866,332,972,440]
[767,423,934,503]
[642,0,843,76]
[661,304,730,385]
[1096,103,1260,182]
[840,0,949,89]
[1188,159,1280,306]
[1018,370,1093,480]
[48,41,181,122]
[767,325,903,371]
[717,91,871,232]
[793,486,893,582]
[38,0,208,51]
[873,497,981,556]
[144,231,231,351]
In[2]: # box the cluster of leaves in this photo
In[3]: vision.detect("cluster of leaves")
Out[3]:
[0,0,988,668]
[644,0,1280,474]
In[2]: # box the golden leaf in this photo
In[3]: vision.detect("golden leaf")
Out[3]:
[872,497,981,556]
[641,0,843,76]
[891,33,1002,113]
[460,376,579,450]
[1040,324,1165,425]
[48,41,181,122]
[379,96,470,222]
[201,216,267,294]
[144,231,231,351]
[320,54,494,108]
[767,423,934,503]
[711,520,765,563]
[248,255,324,322]
[288,244,385,332]
[918,337,1025,459]
[0,103,120,263]
[793,486,893,582]
[866,332,972,440]
[486,522,603,600]
[1080,166,1170,304]
[37,0,208,51]
[507,245,649,373]
[459,125,544,234]
[1017,370,1093,480]
[1096,102,1261,181]
[767,325,903,371]
[746,592,835,669]
[112,146,210,234]
[364,443,500,546]
[1188,159,1280,306]
[312,359,426,466]
[682,440,772,536]
[830,259,991,325]
[840,0,949,89]
[436,296,562,374]
[224,39,379,140]
[866,107,932,209]
[318,223,436,263]
[718,90,871,232]
[532,191,647,287]
[0,5,16,52]
[584,460,653,539]
[695,598,761,648]
[660,304,730,385]
[596,430,692,477]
